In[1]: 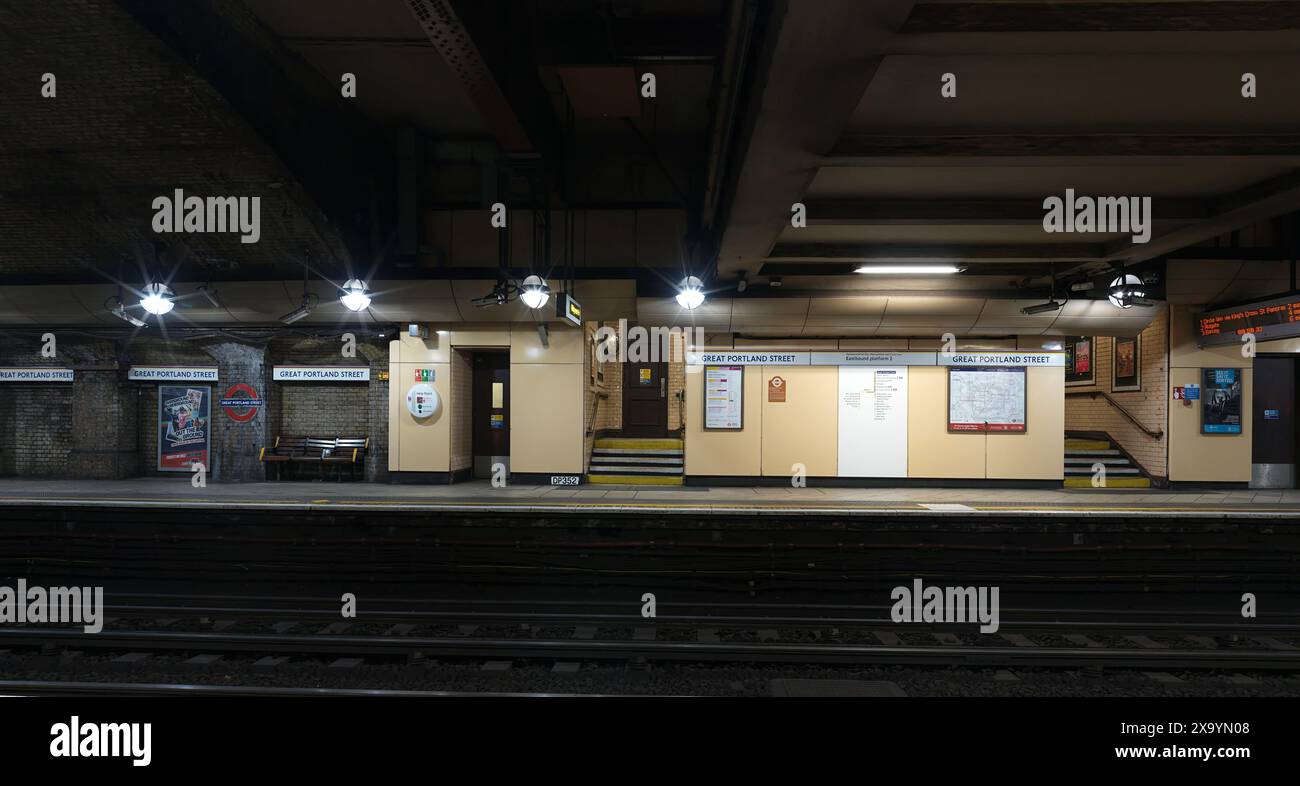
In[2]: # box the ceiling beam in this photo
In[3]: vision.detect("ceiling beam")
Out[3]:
[901,2,1300,34]
[767,242,1104,261]
[713,0,917,278]
[802,198,1210,224]
[1105,169,1300,261]
[827,133,1300,160]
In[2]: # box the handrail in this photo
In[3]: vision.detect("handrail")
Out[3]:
[584,388,609,437]
[1064,390,1164,440]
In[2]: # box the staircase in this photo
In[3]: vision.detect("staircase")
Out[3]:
[588,437,684,486]
[1063,434,1151,489]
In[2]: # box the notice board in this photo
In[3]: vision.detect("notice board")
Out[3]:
[703,365,743,429]
[838,366,908,477]
[947,367,1027,433]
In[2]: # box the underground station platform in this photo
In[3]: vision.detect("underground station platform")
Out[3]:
[5,0,1300,718]
[1,478,1299,521]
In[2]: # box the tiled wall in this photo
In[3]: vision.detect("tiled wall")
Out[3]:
[450,348,473,472]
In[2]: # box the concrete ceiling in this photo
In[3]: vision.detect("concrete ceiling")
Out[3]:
[715,0,1300,316]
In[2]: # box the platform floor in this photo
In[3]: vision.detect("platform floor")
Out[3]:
[0,477,1298,518]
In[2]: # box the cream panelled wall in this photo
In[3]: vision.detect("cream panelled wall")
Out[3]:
[1168,305,1253,483]
[389,326,585,476]
[685,351,1065,481]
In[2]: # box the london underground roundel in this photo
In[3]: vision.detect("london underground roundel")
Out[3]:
[406,383,440,418]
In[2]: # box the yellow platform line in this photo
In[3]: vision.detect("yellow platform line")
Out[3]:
[593,439,683,450]
[587,475,684,486]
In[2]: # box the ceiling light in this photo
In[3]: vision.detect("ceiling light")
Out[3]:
[340,278,371,311]
[519,274,550,310]
[1108,273,1151,309]
[1021,300,1064,316]
[854,264,965,275]
[675,276,705,310]
[1043,340,1064,351]
[110,298,148,328]
[139,282,175,315]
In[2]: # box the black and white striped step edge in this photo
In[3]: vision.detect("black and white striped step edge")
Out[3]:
[588,465,685,475]
[595,449,686,457]
[592,449,686,462]
[1064,457,1132,464]
[1065,467,1141,475]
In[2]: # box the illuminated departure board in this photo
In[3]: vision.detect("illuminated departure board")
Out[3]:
[1196,294,1300,346]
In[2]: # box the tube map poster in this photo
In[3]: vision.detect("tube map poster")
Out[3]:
[158,385,211,471]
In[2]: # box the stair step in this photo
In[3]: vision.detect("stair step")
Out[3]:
[592,447,684,457]
[590,452,683,463]
[1064,439,1112,451]
[594,438,683,450]
[1064,457,1131,464]
[585,464,683,475]
[1064,477,1152,489]
[1066,467,1140,475]
[1064,449,1120,457]
[588,474,684,486]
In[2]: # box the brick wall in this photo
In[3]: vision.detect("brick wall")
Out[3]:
[0,338,129,478]
[1063,306,1170,479]
[268,336,389,481]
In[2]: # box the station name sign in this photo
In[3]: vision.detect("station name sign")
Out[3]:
[937,352,1063,367]
[1196,294,1300,346]
[689,351,1061,367]
[0,367,74,382]
[127,366,219,382]
[272,366,371,381]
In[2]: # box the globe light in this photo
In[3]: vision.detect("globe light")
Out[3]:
[139,282,175,315]
[340,278,371,311]
[519,274,550,309]
[675,276,705,310]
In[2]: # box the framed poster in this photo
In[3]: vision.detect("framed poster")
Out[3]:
[158,385,211,471]
[1064,336,1094,387]
[703,365,743,430]
[947,366,1027,433]
[1112,335,1140,392]
[1202,368,1243,434]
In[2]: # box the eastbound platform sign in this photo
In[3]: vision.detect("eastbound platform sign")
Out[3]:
[128,366,219,382]
[273,366,370,382]
[812,351,936,366]
[0,367,73,382]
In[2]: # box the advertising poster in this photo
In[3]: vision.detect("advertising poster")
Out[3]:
[158,385,211,471]
[704,365,743,429]
[1202,368,1243,434]
[1112,335,1140,392]
[1064,336,1094,386]
[948,367,1027,432]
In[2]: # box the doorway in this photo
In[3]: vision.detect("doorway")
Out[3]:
[1251,355,1299,488]
[471,351,510,478]
[622,361,668,437]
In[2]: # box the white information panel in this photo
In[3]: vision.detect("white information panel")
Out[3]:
[838,366,908,477]
[704,365,744,429]
[948,367,1027,432]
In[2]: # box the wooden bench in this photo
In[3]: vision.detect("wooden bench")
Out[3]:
[259,436,368,481]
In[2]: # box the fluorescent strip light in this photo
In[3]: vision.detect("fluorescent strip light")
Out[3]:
[854,265,965,275]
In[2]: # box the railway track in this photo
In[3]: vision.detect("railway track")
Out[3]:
[3,593,1298,671]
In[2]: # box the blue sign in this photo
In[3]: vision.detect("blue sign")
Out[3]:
[1184,384,1200,400]
[1265,409,1281,420]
